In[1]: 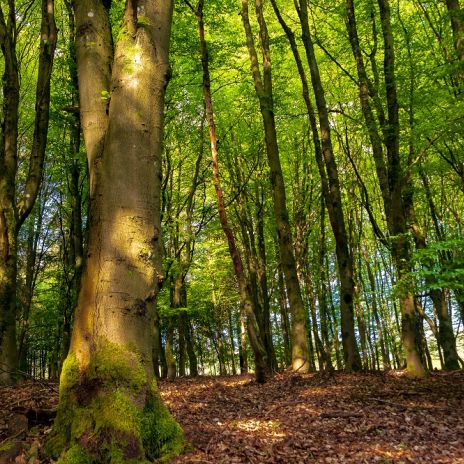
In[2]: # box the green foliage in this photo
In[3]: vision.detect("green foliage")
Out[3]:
[100,90,111,100]
[412,239,464,291]
[9,0,464,408]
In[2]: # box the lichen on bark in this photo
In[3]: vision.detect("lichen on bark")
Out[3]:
[45,340,184,463]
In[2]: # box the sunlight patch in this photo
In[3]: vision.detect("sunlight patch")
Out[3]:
[233,419,285,438]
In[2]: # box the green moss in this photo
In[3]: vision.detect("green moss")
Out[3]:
[60,353,80,396]
[87,340,146,391]
[96,390,139,433]
[117,24,130,42]
[46,339,184,464]
[44,354,80,458]
[0,439,14,452]
[137,15,151,29]
[58,446,94,464]
[140,386,184,461]
[70,409,94,441]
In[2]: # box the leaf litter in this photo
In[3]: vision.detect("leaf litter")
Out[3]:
[0,370,462,463]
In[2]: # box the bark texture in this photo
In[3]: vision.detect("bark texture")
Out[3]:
[46,2,184,462]
[446,0,464,62]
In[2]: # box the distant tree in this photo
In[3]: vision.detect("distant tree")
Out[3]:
[241,0,311,373]
[0,0,57,384]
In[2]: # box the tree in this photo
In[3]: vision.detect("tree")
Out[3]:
[0,0,57,384]
[46,1,183,461]
[446,0,464,63]
[345,0,427,377]
[241,0,311,373]
[271,0,362,371]
[185,0,268,383]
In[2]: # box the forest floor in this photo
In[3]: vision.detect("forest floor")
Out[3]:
[0,370,463,463]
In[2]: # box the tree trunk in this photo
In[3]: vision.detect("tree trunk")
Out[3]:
[277,260,291,367]
[365,257,390,369]
[228,308,237,376]
[0,0,57,385]
[239,310,248,374]
[409,226,460,370]
[191,0,267,382]
[215,318,227,376]
[272,0,361,372]
[166,321,177,381]
[185,318,198,377]
[46,2,184,462]
[153,307,162,378]
[59,2,85,371]
[18,213,38,373]
[170,273,187,377]
[446,0,464,62]
[345,0,426,377]
[178,316,186,377]
[241,0,311,373]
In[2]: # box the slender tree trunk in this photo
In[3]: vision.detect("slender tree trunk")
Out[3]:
[365,257,390,369]
[235,183,276,372]
[307,280,324,369]
[228,308,237,376]
[170,273,187,377]
[241,0,311,372]
[256,191,277,371]
[272,0,361,371]
[159,329,168,379]
[0,0,57,385]
[59,3,85,371]
[446,0,464,62]
[215,319,227,376]
[277,260,291,367]
[345,0,426,377]
[153,307,162,378]
[178,317,186,377]
[185,318,198,377]
[166,321,177,381]
[18,209,41,372]
[239,310,248,374]
[190,0,267,382]
[301,0,361,372]
[317,215,334,371]
[409,226,460,370]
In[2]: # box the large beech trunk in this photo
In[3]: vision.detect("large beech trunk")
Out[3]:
[46,2,184,462]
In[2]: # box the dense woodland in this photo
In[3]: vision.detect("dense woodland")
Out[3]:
[0,0,464,462]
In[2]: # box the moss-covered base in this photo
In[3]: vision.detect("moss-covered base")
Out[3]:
[45,340,184,463]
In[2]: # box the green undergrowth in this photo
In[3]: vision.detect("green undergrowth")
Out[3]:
[45,339,184,463]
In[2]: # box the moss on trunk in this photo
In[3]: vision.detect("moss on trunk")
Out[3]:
[45,340,184,463]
